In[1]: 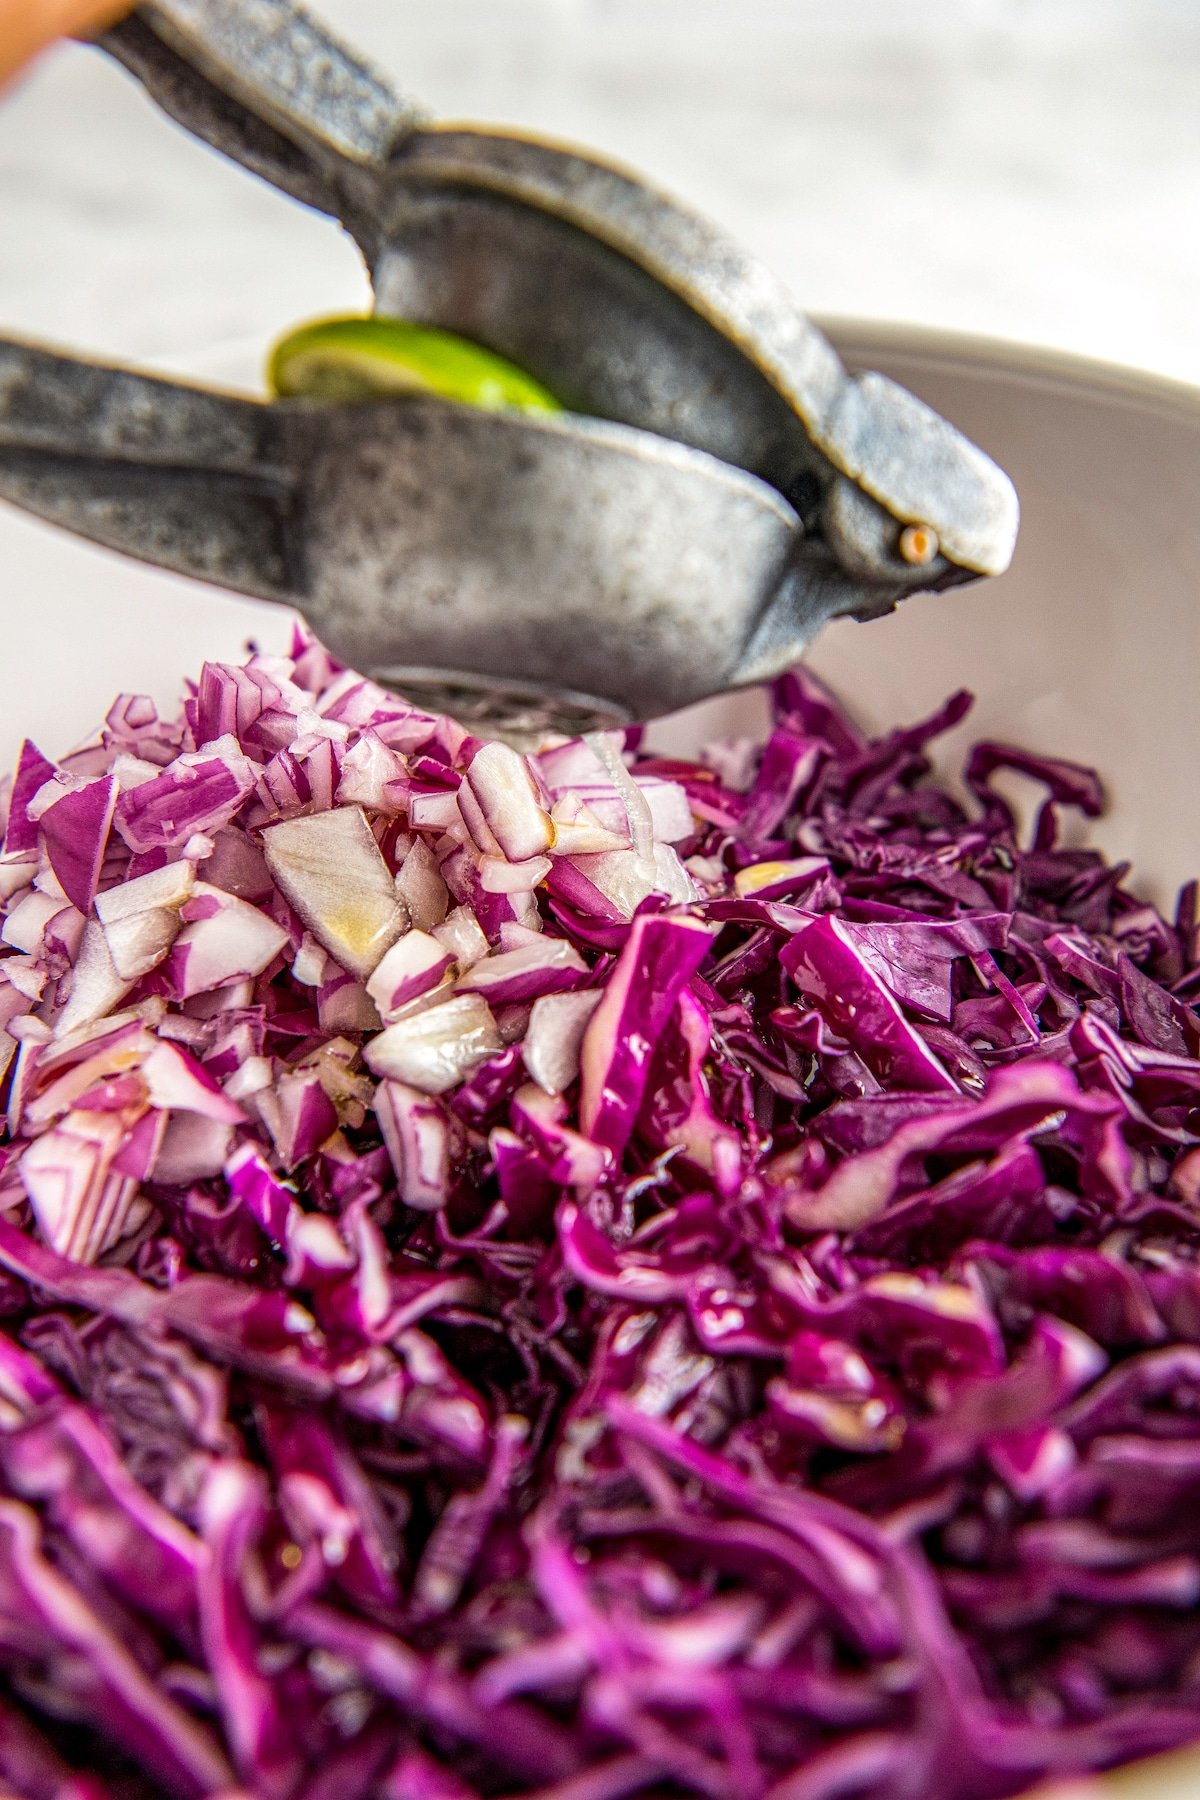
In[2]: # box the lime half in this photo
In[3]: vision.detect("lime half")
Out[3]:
[268,316,562,415]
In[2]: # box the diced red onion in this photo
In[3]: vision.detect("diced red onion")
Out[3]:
[261,807,407,980]
[366,931,454,1022]
[374,1080,452,1210]
[55,919,132,1036]
[95,859,195,981]
[38,774,118,914]
[167,884,290,999]
[0,852,37,903]
[547,792,629,856]
[395,839,450,933]
[457,937,588,1005]
[153,1111,236,1184]
[6,742,56,855]
[317,971,381,1034]
[432,906,489,969]
[290,933,327,987]
[586,731,654,863]
[21,1110,149,1264]
[1,891,66,956]
[364,994,502,1095]
[115,737,257,853]
[408,791,461,833]
[462,742,555,864]
[334,730,410,814]
[479,854,553,894]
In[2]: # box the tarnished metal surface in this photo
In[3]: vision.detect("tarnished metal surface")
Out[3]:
[0,0,1021,721]
[116,0,425,168]
[377,129,1017,576]
[289,400,816,717]
[98,0,1019,583]
[0,340,922,717]
[101,0,422,223]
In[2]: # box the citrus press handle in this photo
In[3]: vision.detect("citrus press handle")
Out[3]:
[99,0,427,223]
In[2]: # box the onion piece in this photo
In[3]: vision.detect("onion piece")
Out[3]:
[534,737,608,791]
[463,742,555,863]
[202,828,273,901]
[366,932,454,1023]
[549,778,693,847]
[433,907,489,969]
[291,935,327,987]
[455,780,504,857]
[95,860,196,982]
[153,1112,235,1184]
[6,958,46,1002]
[585,732,653,864]
[54,920,132,1037]
[408,792,460,833]
[222,1056,275,1114]
[564,850,655,920]
[32,865,68,901]
[547,794,629,857]
[2,892,66,956]
[395,839,450,932]
[111,751,161,792]
[365,995,502,1095]
[141,1040,245,1123]
[633,776,695,845]
[20,1109,147,1264]
[0,852,37,903]
[114,737,257,853]
[457,938,588,1005]
[256,1070,338,1169]
[168,885,290,999]
[479,855,552,895]
[6,741,57,854]
[374,1081,452,1209]
[653,844,699,905]
[524,990,604,1095]
[498,922,544,951]
[317,972,381,1035]
[39,775,118,914]
[261,806,407,979]
[334,731,409,814]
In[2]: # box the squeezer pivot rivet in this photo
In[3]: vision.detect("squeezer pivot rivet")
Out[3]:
[899,523,940,566]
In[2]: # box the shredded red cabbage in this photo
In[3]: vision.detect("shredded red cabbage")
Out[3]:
[0,632,1196,1800]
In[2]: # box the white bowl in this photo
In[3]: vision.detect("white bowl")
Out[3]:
[664,319,1200,916]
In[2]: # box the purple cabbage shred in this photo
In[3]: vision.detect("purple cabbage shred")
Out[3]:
[0,635,1193,1800]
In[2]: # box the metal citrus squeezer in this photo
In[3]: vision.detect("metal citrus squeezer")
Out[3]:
[0,0,1018,725]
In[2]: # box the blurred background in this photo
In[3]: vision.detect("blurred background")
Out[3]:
[5,0,1200,382]
[2,0,1200,751]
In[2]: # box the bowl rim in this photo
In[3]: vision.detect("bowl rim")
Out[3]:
[817,313,1200,427]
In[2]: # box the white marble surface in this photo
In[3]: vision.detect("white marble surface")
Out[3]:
[2,0,1200,756]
